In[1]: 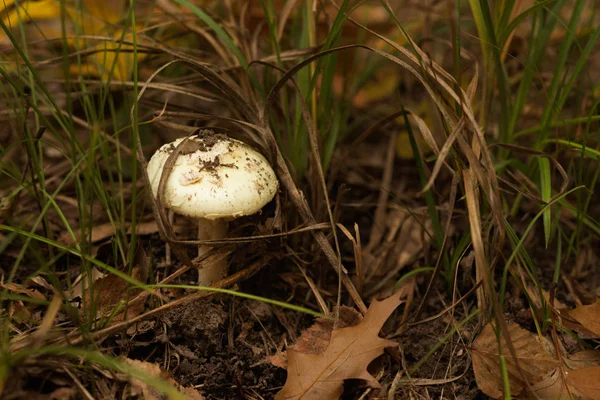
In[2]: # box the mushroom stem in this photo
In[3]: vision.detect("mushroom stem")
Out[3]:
[196,218,228,285]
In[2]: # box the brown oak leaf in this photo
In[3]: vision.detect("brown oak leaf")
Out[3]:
[276,293,402,400]
[270,306,362,369]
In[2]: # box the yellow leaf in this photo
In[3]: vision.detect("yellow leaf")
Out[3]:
[352,65,401,108]
[373,20,423,51]
[82,0,127,25]
[394,102,433,160]
[1,0,61,27]
[395,132,418,160]
[89,31,137,81]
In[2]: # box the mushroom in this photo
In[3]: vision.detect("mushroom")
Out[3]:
[147,131,278,285]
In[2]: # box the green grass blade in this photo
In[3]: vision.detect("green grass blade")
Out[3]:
[171,0,247,68]
[507,1,563,138]
[536,0,586,147]
[150,284,326,317]
[543,139,600,161]
[537,156,552,248]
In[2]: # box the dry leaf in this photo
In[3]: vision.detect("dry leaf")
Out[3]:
[529,368,570,400]
[48,387,78,400]
[471,322,559,398]
[67,267,107,301]
[123,358,204,400]
[292,306,362,356]
[566,366,600,399]
[67,266,145,322]
[91,266,145,322]
[276,293,402,400]
[568,298,600,337]
[561,316,598,340]
[525,350,600,399]
[8,300,31,323]
[564,350,600,370]
[270,306,362,369]
[58,220,168,245]
[0,282,46,301]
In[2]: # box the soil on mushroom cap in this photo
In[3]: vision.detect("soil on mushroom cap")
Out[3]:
[195,129,230,152]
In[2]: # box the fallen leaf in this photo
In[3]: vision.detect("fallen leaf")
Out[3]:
[528,368,570,400]
[48,387,78,400]
[560,316,598,340]
[125,359,168,400]
[270,306,362,369]
[276,293,402,400]
[1,0,147,80]
[58,220,169,245]
[29,276,54,291]
[556,351,600,400]
[1,0,61,29]
[67,264,146,323]
[67,267,107,301]
[531,365,600,400]
[566,366,600,399]
[567,298,600,337]
[564,350,600,371]
[90,266,146,322]
[471,322,559,398]
[292,306,362,356]
[123,358,204,400]
[0,282,46,301]
[8,300,31,323]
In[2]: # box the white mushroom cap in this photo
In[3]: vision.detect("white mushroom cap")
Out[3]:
[147,133,278,220]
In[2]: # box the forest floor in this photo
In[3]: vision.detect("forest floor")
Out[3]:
[1,1,600,399]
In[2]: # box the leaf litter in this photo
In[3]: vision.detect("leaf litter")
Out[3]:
[471,321,600,399]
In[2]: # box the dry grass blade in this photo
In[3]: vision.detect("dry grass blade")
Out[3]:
[421,117,463,193]
[365,133,396,253]
[27,293,62,342]
[163,56,258,123]
[462,169,489,312]
[258,35,505,314]
[336,223,363,295]
[259,56,367,313]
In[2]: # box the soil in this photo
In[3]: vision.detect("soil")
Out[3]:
[140,296,289,399]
